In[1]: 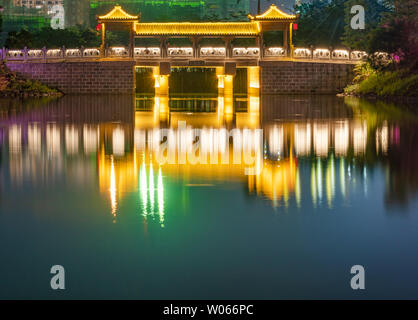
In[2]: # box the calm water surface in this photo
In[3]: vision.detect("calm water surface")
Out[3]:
[0,94,417,299]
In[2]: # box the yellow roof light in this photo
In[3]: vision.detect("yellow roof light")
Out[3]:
[134,22,260,36]
[98,5,139,20]
[248,4,297,21]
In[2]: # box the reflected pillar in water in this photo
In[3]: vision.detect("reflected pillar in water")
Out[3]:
[154,95,169,125]
[83,125,99,154]
[9,124,22,154]
[65,125,79,155]
[269,125,284,158]
[247,67,260,128]
[113,126,125,157]
[46,123,61,157]
[353,120,367,155]
[376,122,389,155]
[313,123,329,157]
[28,123,41,155]
[253,158,298,208]
[294,123,311,156]
[334,120,349,156]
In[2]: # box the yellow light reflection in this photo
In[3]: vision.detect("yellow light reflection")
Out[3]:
[340,158,346,199]
[317,158,322,202]
[140,158,148,216]
[311,164,317,208]
[149,162,155,212]
[295,168,301,208]
[326,155,335,208]
[158,167,165,227]
[110,156,117,219]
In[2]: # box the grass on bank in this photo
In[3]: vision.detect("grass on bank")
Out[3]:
[344,63,418,97]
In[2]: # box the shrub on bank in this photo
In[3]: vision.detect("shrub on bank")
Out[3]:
[0,62,61,97]
[344,63,418,97]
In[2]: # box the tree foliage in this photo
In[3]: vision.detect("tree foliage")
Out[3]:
[5,25,101,49]
[368,0,418,69]
[294,0,346,47]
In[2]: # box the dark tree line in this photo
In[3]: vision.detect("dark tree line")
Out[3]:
[294,0,417,69]
[2,0,417,69]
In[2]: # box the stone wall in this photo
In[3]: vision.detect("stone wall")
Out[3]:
[260,60,355,95]
[5,60,355,95]
[6,60,136,94]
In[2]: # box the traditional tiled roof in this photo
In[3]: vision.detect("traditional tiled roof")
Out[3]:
[98,5,139,21]
[134,22,261,36]
[248,4,297,21]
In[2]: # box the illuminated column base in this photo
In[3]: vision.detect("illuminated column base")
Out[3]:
[154,66,170,123]
[247,66,260,128]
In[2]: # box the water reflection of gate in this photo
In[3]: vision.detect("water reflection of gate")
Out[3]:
[2,94,403,225]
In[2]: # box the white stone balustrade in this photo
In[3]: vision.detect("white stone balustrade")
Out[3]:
[108,47,129,57]
[0,46,387,62]
[83,48,101,57]
[313,49,330,59]
[232,47,260,57]
[65,49,82,57]
[46,49,64,58]
[294,48,311,58]
[6,50,24,59]
[264,47,286,57]
[134,47,160,57]
[200,47,226,57]
[332,49,349,60]
[27,49,44,58]
[351,51,368,60]
[167,47,193,57]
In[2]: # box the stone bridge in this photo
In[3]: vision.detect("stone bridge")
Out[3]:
[2,46,358,95]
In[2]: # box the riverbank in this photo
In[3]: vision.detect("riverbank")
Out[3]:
[343,64,418,99]
[0,62,62,98]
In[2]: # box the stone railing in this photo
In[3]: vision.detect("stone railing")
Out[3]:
[167,47,193,57]
[293,47,367,61]
[2,47,101,61]
[134,47,160,58]
[200,47,226,57]
[0,46,376,62]
[264,47,287,57]
[232,47,260,57]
